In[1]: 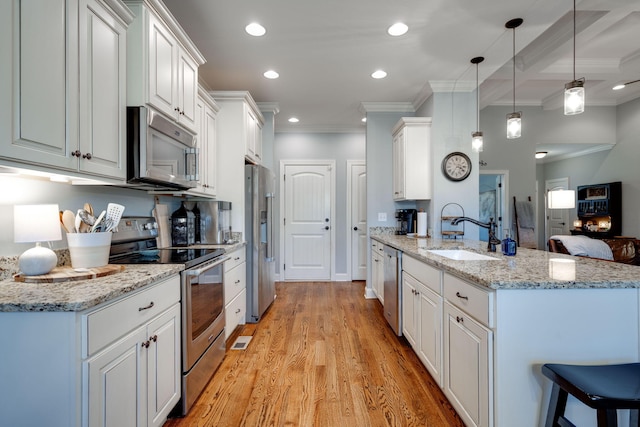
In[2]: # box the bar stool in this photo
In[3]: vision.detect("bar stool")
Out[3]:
[542,362,640,427]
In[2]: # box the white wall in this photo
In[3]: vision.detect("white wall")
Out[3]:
[0,176,174,256]
[273,132,365,276]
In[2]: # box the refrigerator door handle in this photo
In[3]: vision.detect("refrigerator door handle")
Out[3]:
[266,192,274,262]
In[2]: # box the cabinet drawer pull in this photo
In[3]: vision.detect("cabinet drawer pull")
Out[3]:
[141,340,150,348]
[138,301,154,311]
[82,152,92,159]
[235,279,241,284]
[234,257,241,261]
[72,150,81,157]
[455,292,468,300]
[235,308,241,314]
[456,316,464,323]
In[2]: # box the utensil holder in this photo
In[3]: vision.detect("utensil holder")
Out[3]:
[67,232,112,268]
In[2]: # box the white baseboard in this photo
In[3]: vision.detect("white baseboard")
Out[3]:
[364,286,377,299]
[333,273,349,282]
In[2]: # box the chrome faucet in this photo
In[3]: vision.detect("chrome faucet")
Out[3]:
[450,216,502,252]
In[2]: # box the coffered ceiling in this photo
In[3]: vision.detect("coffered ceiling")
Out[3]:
[163,0,640,134]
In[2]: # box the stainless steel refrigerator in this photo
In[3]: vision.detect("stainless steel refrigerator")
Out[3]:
[245,164,276,323]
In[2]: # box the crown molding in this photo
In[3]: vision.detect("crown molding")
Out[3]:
[429,80,476,92]
[359,102,415,113]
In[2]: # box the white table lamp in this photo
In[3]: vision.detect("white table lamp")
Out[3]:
[14,204,62,275]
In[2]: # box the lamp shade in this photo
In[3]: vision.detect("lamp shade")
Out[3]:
[548,190,575,209]
[14,204,62,243]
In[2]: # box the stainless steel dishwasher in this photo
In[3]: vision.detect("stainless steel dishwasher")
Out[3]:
[383,245,402,336]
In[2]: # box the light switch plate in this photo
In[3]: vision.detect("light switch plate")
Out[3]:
[378,212,387,222]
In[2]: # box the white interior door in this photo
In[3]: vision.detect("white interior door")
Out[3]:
[283,162,334,281]
[546,177,570,242]
[348,161,366,281]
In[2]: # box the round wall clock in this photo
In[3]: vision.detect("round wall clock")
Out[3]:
[442,152,472,181]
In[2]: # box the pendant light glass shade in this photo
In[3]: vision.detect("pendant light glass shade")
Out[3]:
[506,112,522,139]
[564,0,585,115]
[472,131,484,152]
[470,56,484,152]
[564,79,585,115]
[505,18,523,139]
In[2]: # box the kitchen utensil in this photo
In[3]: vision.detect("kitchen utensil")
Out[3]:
[76,210,91,233]
[74,211,83,233]
[78,209,96,226]
[84,203,94,217]
[62,210,76,233]
[105,203,125,231]
[91,210,106,232]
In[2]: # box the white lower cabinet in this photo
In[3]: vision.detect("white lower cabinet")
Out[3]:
[443,301,492,427]
[84,276,181,427]
[371,240,384,303]
[402,255,442,386]
[0,274,181,427]
[401,255,492,426]
[224,247,247,340]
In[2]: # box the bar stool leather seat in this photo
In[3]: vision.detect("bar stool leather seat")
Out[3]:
[542,362,640,427]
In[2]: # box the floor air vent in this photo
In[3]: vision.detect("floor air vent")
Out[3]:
[231,335,252,350]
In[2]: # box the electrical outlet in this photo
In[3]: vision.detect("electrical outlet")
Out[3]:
[378,212,387,222]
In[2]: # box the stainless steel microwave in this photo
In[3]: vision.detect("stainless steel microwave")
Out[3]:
[126,106,198,190]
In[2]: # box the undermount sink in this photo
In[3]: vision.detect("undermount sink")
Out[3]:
[427,249,499,261]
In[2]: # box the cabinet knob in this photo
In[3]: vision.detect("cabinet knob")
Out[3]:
[174,107,180,112]
[324,226,330,230]
[82,153,92,160]
[353,226,358,231]
[235,308,241,314]
[235,279,241,284]
[141,340,150,348]
[456,316,464,323]
[71,150,81,157]
[150,335,158,342]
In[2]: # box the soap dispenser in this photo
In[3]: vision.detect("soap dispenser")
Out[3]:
[501,231,517,256]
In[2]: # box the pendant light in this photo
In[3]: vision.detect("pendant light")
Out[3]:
[564,0,585,115]
[471,56,485,153]
[505,18,523,139]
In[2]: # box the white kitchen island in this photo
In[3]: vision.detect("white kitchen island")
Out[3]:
[371,232,640,427]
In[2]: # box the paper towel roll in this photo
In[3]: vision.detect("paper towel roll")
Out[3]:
[417,212,427,237]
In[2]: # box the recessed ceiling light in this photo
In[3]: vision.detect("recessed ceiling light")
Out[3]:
[362,117,367,123]
[371,70,387,79]
[245,22,266,37]
[535,151,548,159]
[263,70,279,79]
[387,23,408,36]
[288,117,299,123]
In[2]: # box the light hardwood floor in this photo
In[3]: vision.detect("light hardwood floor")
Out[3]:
[165,281,464,427]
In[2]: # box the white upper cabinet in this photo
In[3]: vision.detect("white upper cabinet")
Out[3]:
[125,0,204,133]
[391,117,432,200]
[212,91,265,166]
[189,87,219,198]
[0,0,132,180]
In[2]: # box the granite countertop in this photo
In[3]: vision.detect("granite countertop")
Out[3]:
[0,264,183,312]
[0,242,246,313]
[371,233,640,290]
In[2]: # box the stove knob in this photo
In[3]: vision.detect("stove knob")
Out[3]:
[144,223,153,230]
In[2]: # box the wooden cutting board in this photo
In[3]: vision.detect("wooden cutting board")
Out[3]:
[14,264,125,283]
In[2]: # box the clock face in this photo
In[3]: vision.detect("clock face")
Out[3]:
[442,152,472,181]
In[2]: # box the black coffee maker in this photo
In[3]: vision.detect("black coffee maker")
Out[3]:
[395,209,417,235]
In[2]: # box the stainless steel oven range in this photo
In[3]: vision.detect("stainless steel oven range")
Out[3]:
[109,217,227,416]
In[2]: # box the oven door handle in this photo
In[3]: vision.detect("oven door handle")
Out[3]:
[184,256,230,276]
